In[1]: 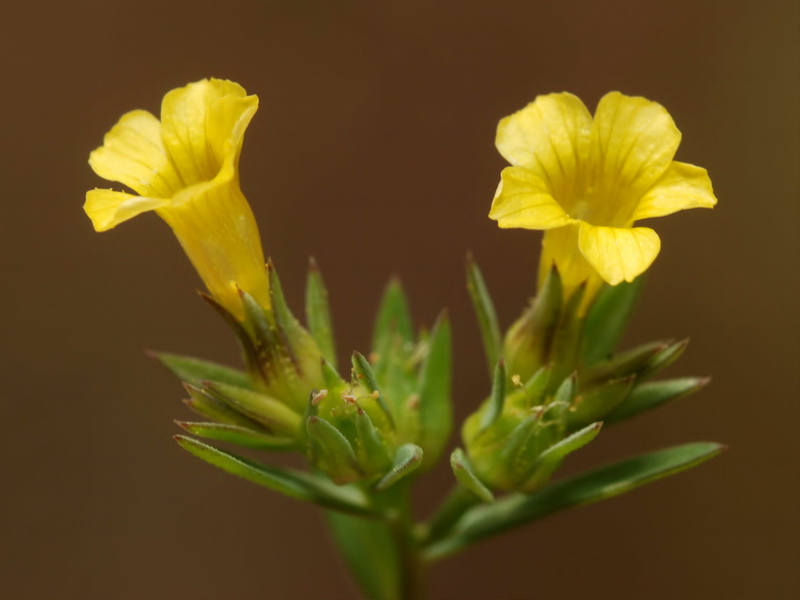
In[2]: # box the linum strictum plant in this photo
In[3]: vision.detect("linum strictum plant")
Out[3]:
[85,80,723,600]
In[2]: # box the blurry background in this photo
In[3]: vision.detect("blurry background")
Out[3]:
[1,0,797,598]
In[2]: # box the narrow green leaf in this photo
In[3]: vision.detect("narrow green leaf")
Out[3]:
[204,381,302,435]
[199,293,263,379]
[305,258,338,370]
[638,339,689,380]
[582,276,645,365]
[450,448,494,503]
[479,359,506,433]
[583,341,666,385]
[425,441,725,560]
[175,435,374,515]
[604,377,710,425]
[376,444,424,491]
[321,357,344,389]
[307,416,363,485]
[153,353,253,389]
[267,261,303,340]
[175,421,298,451]
[352,352,394,427]
[182,383,267,430]
[566,375,635,430]
[417,314,453,464]
[466,256,501,377]
[372,278,413,354]
[355,406,392,473]
[522,422,603,490]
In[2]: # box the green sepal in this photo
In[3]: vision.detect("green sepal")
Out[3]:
[203,381,302,435]
[416,313,453,465]
[307,416,363,485]
[376,444,424,491]
[504,266,562,382]
[582,341,666,385]
[267,261,304,349]
[182,383,268,430]
[354,405,392,473]
[372,278,414,365]
[582,276,645,366]
[450,448,494,503]
[549,281,586,382]
[604,377,710,425]
[638,339,689,380]
[522,422,603,491]
[321,357,345,389]
[424,441,726,560]
[479,359,506,433]
[240,288,279,350]
[466,255,501,378]
[200,293,263,379]
[305,258,338,370]
[153,352,253,389]
[175,435,375,515]
[566,375,635,430]
[175,421,298,451]
[352,352,395,427]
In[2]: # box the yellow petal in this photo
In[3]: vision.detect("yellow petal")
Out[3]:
[578,222,661,285]
[633,161,718,220]
[88,110,179,197]
[590,92,681,204]
[84,189,169,232]
[158,180,269,317]
[160,79,258,185]
[495,93,592,195]
[489,167,574,229]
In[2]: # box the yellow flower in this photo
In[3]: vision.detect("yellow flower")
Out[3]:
[84,78,269,319]
[489,91,717,303]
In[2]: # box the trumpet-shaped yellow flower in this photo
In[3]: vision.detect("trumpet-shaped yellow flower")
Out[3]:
[85,78,269,318]
[489,92,717,302]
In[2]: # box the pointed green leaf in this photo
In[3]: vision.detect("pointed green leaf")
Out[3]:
[424,441,725,560]
[638,339,689,380]
[267,261,303,340]
[479,359,506,433]
[372,278,414,353]
[522,422,603,491]
[305,258,338,370]
[354,406,392,473]
[583,341,666,385]
[175,435,374,515]
[466,255,502,377]
[182,383,268,430]
[352,352,394,427]
[376,444,424,491]
[307,416,363,485]
[450,448,494,503]
[200,293,263,379]
[175,421,298,451]
[566,375,635,430]
[417,314,453,463]
[154,353,253,389]
[604,377,710,425]
[582,276,645,365]
[204,381,302,435]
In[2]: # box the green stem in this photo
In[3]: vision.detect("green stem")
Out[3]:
[421,484,479,547]
[385,482,428,600]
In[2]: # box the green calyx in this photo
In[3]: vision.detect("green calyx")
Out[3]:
[159,260,452,494]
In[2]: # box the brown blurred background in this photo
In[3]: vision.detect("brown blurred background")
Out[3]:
[1,0,797,598]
